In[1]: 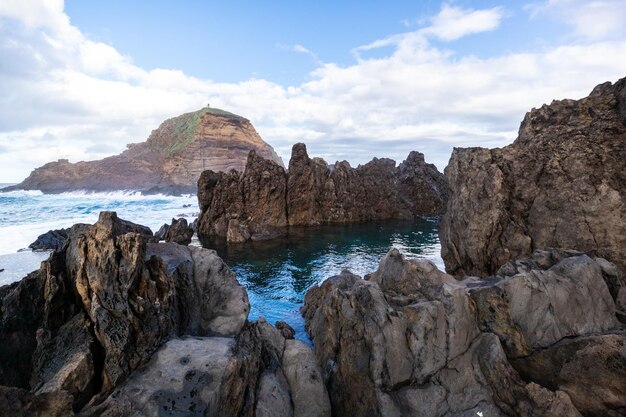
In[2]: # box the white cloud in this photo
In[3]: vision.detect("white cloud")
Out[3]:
[528,0,626,40]
[0,1,625,183]
[423,4,505,41]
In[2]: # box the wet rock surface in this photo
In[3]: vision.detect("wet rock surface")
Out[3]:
[198,143,448,243]
[440,78,626,277]
[302,248,623,417]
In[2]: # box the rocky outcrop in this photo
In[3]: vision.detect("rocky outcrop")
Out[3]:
[0,212,250,410]
[154,217,194,245]
[302,248,623,417]
[28,224,89,251]
[440,77,626,277]
[0,212,330,416]
[4,107,283,195]
[198,143,448,242]
[82,318,330,417]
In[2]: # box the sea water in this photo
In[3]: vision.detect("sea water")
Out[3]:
[0,186,443,341]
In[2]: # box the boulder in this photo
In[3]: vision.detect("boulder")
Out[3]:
[302,248,624,416]
[440,77,626,277]
[198,143,448,243]
[155,217,194,245]
[28,224,90,251]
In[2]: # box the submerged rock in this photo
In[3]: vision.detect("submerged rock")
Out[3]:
[302,248,623,417]
[197,143,448,243]
[440,77,626,277]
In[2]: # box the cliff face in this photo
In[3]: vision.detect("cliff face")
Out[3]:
[197,143,448,243]
[439,78,626,277]
[5,108,283,195]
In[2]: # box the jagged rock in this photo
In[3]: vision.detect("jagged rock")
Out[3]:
[275,321,295,339]
[0,211,249,412]
[511,331,626,417]
[85,319,330,417]
[197,150,288,242]
[155,217,194,245]
[287,144,448,226]
[4,107,283,195]
[28,224,90,251]
[0,385,73,417]
[440,77,626,277]
[302,248,624,416]
[154,223,170,240]
[198,143,448,243]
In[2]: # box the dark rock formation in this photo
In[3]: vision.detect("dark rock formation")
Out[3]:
[198,143,448,243]
[302,248,624,417]
[4,107,283,195]
[440,77,626,277]
[0,385,73,417]
[0,212,250,411]
[155,218,194,245]
[28,224,89,251]
[197,150,288,242]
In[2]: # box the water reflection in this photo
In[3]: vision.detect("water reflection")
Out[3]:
[202,218,442,341]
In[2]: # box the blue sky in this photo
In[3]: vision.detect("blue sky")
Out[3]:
[1,0,625,182]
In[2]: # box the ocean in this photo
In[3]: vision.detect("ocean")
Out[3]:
[0,185,444,340]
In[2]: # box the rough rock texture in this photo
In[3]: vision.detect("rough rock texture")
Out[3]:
[0,385,73,417]
[303,248,623,417]
[198,143,448,242]
[155,217,194,245]
[511,332,626,417]
[28,224,90,251]
[83,319,330,417]
[4,107,283,195]
[197,150,288,242]
[440,77,626,277]
[0,212,249,411]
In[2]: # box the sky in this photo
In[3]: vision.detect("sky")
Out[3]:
[1,0,625,182]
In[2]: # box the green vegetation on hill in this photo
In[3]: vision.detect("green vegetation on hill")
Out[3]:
[167,109,203,153]
[166,107,247,153]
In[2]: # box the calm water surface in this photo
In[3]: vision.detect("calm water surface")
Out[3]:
[204,218,443,341]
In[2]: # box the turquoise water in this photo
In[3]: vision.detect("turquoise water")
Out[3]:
[204,218,443,341]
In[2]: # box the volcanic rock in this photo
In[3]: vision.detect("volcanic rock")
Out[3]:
[198,143,448,243]
[302,248,623,417]
[0,211,249,410]
[197,150,288,242]
[4,107,283,195]
[28,224,90,251]
[82,318,330,417]
[440,77,626,277]
[155,217,194,245]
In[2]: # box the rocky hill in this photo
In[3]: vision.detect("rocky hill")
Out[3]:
[440,77,626,277]
[197,143,449,243]
[4,107,283,195]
